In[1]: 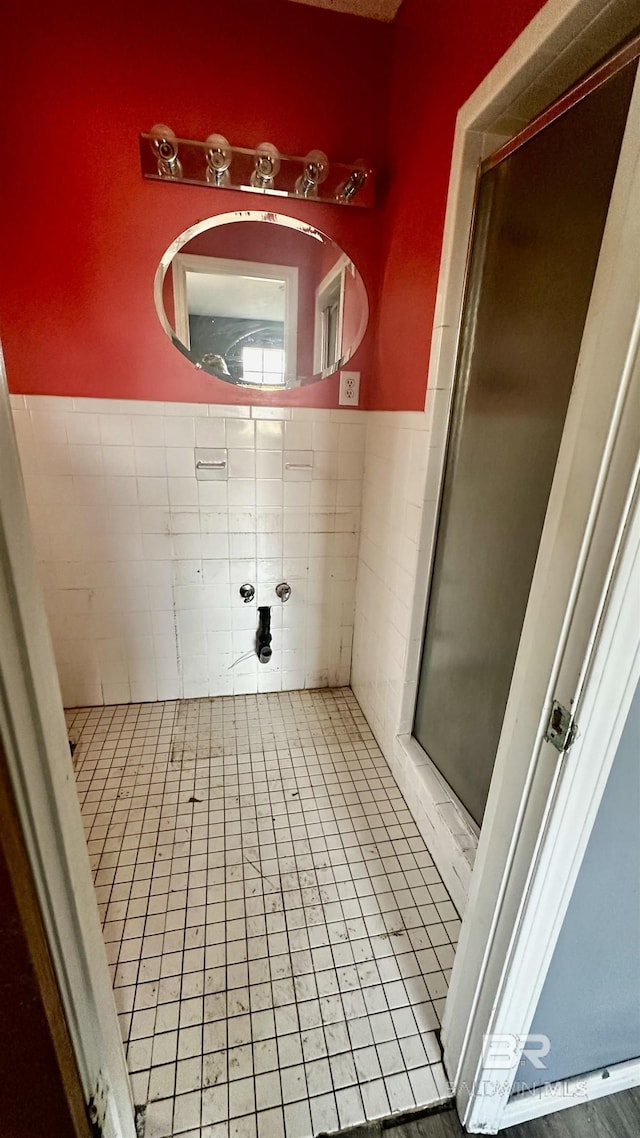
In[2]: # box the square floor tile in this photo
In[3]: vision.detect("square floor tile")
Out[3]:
[71,689,458,1137]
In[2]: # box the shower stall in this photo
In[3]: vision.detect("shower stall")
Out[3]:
[413,48,638,828]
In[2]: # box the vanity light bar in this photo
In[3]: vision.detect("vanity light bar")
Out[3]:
[140,127,375,209]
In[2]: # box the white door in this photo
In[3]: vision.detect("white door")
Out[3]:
[0,346,136,1138]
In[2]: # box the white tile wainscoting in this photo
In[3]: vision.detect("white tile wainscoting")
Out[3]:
[351,411,435,761]
[351,406,477,916]
[10,396,365,707]
[11,392,477,911]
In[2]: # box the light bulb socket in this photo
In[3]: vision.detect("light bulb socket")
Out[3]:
[336,168,367,203]
[295,150,329,198]
[251,142,281,189]
[205,133,232,186]
[149,124,182,178]
[205,134,231,172]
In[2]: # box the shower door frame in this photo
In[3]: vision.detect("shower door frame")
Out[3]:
[401,1,640,1132]
[411,39,639,837]
[399,7,640,913]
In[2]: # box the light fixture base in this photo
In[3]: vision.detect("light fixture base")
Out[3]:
[140,132,375,208]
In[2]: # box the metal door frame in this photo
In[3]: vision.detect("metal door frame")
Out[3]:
[399,10,640,919]
[414,49,639,827]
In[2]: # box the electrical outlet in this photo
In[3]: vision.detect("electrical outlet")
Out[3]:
[339,370,360,406]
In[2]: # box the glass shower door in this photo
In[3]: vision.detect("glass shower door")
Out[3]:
[413,57,638,827]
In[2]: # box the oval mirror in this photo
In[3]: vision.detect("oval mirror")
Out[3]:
[154,212,368,390]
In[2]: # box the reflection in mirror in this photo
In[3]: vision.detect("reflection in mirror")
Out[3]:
[155,212,368,389]
[172,255,298,386]
[315,259,346,373]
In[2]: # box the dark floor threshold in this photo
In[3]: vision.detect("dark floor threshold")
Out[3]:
[320,1098,457,1138]
[326,1085,640,1137]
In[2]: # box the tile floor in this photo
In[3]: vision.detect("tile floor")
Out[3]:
[69,688,459,1138]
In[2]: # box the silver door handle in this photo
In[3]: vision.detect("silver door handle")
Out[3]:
[196,459,226,469]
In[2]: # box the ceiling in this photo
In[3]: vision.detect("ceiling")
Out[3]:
[186,270,286,321]
[288,0,403,21]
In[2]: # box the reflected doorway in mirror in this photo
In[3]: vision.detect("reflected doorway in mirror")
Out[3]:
[171,253,298,387]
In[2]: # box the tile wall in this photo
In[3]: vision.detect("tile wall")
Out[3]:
[350,405,476,914]
[351,410,437,759]
[11,396,365,708]
[11,391,472,902]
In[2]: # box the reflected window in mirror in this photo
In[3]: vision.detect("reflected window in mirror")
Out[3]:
[242,346,286,386]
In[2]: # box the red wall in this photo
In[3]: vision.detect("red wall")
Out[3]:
[1,0,389,408]
[1,0,547,410]
[371,0,547,409]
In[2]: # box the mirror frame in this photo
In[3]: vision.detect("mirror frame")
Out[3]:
[153,210,369,389]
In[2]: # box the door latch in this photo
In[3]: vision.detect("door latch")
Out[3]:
[544,700,578,753]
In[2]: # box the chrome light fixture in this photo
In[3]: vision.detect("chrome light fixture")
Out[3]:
[295,149,329,198]
[205,133,232,186]
[149,123,182,178]
[140,128,375,207]
[250,142,281,190]
[336,167,368,203]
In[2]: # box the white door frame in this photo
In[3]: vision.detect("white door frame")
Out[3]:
[427,1,640,1131]
[0,345,136,1137]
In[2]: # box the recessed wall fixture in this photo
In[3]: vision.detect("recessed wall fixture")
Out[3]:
[139,126,375,208]
[149,124,183,179]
